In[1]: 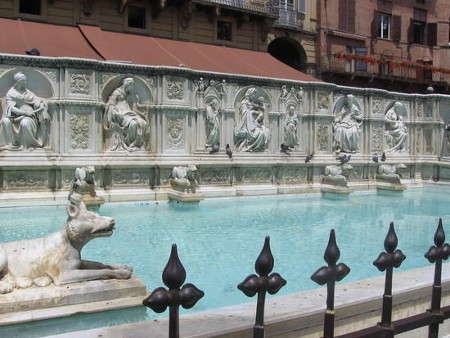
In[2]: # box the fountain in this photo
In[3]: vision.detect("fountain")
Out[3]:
[0,58,447,205]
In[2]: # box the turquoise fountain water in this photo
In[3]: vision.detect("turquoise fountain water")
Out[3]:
[1,188,450,337]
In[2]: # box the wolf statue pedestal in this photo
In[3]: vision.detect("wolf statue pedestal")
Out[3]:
[376,164,407,191]
[168,165,204,203]
[321,163,355,195]
[68,166,105,209]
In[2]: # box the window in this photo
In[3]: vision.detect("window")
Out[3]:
[413,21,426,44]
[355,47,368,73]
[413,8,427,44]
[19,0,41,15]
[378,13,391,39]
[379,55,391,75]
[297,0,305,13]
[217,21,232,41]
[279,0,294,10]
[128,6,146,29]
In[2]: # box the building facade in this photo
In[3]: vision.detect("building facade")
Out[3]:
[0,0,318,74]
[317,0,450,94]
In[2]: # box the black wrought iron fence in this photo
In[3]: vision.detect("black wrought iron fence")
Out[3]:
[143,218,450,338]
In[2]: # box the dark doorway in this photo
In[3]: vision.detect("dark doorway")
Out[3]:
[268,38,307,72]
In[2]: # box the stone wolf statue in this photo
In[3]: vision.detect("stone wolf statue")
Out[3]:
[0,202,132,294]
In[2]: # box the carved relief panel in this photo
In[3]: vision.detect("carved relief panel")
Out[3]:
[316,91,331,112]
[315,122,331,153]
[199,167,230,184]
[65,70,94,97]
[5,171,48,190]
[164,77,186,102]
[163,110,188,153]
[371,98,383,117]
[370,125,383,153]
[236,167,272,183]
[64,103,101,153]
[112,168,149,187]
[275,166,307,184]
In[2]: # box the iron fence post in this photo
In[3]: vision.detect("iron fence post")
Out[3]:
[311,229,350,338]
[373,222,406,336]
[143,244,204,338]
[238,236,287,338]
[425,218,450,338]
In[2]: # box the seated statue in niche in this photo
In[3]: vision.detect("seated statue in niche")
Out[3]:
[283,104,299,148]
[104,77,149,151]
[333,94,363,153]
[234,87,271,152]
[0,72,51,150]
[385,102,408,152]
[204,98,220,148]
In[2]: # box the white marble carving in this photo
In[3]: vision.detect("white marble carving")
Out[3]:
[68,167,105,208]
[333,94,363,153]
[167,80,184,100]
[234,87,271,152]
[70,114,90,150]
[377,164,407,185]
[316,123,330,152]
[170,165,198,193]
[70,73,90,94]
[104,77,149,151]
[166,116,184,150]
[385,102,408,152]
[283,104,299,148]
[204,97,221,148]
[0,72,51,150]
[0,202,132,294]
[324,163,354,179]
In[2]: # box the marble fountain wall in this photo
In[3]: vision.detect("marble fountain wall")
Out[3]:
[0,55,450,204]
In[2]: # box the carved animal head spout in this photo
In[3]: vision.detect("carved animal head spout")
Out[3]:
[66,202,116,246]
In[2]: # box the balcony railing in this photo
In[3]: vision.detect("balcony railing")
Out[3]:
[323,54,450,84]
[268,0,302,29]
[193,0,269,15]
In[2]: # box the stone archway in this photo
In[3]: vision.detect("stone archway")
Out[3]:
[268,38,307,73]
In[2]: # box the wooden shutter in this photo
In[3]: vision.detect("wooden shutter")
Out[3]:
[407,18,414,44]
[392,15,401,42]
[338,0,348,31]
[372,10,378,38]
[427,22,437,46]
[347,0,356,33]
